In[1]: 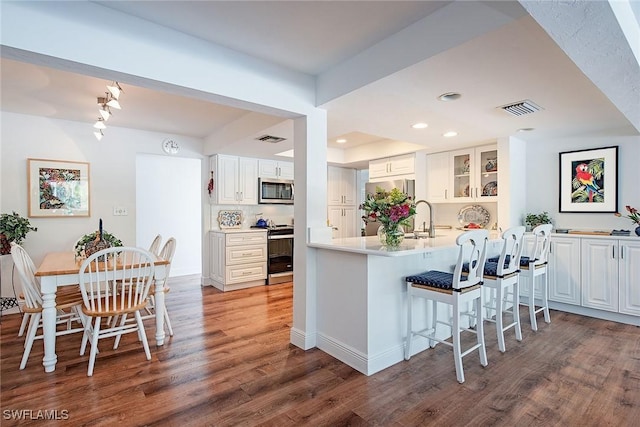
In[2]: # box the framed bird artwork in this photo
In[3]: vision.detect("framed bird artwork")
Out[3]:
[559,146,618,213]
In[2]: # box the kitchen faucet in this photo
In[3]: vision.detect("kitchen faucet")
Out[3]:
[414,200,436,238]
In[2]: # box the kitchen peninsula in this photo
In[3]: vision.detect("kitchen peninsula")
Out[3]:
[308,230,501,375]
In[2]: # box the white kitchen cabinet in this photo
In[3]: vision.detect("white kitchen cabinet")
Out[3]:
[581,239,619,312]
[212,154,258,205]
[368,153,415,179]
[258,159,294,180]
[425,144,497,203]
[328,166,356,205]
[210,230,267,291]
[548,237,581,305]
[327,166,358,238]
[425,152,449,203]
[328,206,358,239]
[619,240,640,316]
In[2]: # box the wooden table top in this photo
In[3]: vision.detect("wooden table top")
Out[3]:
[35,251,169,277]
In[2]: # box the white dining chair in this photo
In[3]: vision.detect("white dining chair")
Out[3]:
[148,234,163,256]
[78,246,156,376]
[10,243,85,370]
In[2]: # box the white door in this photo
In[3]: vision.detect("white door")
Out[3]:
[581,239,618,312]
[136,154,202,277]
[548,237,581,305]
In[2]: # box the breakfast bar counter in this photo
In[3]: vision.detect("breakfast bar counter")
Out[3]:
[308,232,501,375]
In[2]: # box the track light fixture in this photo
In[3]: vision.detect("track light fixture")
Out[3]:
[92,82,124,140]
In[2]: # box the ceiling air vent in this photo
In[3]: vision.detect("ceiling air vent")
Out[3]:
[256,134,286,144]
[498,99,543,116]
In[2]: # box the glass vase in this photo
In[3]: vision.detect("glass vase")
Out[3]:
[378,225,405,248]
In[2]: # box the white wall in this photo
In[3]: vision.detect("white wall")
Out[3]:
[525,135,640,230]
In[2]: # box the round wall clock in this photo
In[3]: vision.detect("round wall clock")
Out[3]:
[162,138,180,155]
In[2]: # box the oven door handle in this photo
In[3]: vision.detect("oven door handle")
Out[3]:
[268,234,294,240]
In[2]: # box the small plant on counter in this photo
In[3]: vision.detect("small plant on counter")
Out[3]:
[0,211,37,254]
[525,212,552,230]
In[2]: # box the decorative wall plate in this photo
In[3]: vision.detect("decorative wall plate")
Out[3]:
[218,210,243,229]
[458,205,490,227]
[482,181,498,196]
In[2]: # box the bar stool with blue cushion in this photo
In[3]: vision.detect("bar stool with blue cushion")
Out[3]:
[481,226,525,352]
[487,225,552,331]
[404,229,489,384]
[516,224,553,331]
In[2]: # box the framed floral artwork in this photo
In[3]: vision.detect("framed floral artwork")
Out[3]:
[558,146,618,213]
[28,159,90,217]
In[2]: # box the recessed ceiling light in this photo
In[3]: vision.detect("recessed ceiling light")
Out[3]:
[517,127,535,132]
[443,131,458,137]
[411,122,428,129]
[336,138,347,144]
[437,92,461,101]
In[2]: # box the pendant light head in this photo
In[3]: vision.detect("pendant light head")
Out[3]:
[107,81,123,99]
[106,97,121,110]
[94,129,104,140]
[94,118,106,129]
[97,97,111,121]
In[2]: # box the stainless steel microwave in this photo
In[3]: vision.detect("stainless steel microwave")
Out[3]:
[259,178,294,204]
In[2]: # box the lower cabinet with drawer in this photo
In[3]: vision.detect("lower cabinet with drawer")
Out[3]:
[210,229,267,291]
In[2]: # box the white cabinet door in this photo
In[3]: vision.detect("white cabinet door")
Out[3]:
[238,157,258,205]
[619,241,640,316]
[368,158,389,179]
[213,155,258,205]
[258,160,294,180]
[216,155,240,204]
[548,237,581,305]
[388,153,415,176]
[327,166,344,205]
[327,166,356,205]
[450,149,475,203]
[581,239,618,312]
[426,152,450,202]
[328,206,358,238]
[369,154,414,179]
[277,161,294,180]
[209,232,225,283]
[474,145,498,201]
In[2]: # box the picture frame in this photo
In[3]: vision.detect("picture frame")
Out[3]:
[28,158,90,217]
[558,146,618,213]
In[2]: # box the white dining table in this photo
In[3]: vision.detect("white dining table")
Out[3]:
[35,252,169,373]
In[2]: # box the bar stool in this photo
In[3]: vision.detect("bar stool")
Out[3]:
[518,224,552,331]
[482,226,525,352]
[404,229,489,383]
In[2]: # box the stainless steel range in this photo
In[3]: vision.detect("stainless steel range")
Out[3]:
[266,225,293,285]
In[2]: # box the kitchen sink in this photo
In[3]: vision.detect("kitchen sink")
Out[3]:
[404,232,445,239]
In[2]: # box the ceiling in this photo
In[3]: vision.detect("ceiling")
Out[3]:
[1,1,637,169]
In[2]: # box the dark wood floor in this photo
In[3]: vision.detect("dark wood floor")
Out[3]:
[1,277,639,426]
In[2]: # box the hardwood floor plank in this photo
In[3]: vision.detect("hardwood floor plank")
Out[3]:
[1,280,639,426]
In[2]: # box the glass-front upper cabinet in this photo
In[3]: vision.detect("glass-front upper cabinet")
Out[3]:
[476,146,498,201]
[451,151,474,202]
[426,144,498,203]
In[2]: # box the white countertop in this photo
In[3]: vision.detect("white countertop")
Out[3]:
[308,229,501,257]
[209,228,267,234]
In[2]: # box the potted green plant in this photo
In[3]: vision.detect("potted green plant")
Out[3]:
[0,211,38,254]
[525,211,552,231]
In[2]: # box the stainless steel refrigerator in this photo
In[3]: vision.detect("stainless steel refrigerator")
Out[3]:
[363,179,415,236]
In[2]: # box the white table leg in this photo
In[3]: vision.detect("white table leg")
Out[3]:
[154,265,166,346]
[40,279,57,372]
